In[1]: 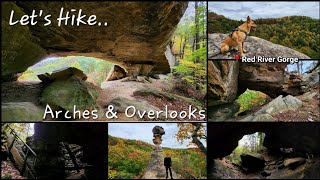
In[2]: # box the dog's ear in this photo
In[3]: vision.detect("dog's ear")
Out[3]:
[247,16,251,22]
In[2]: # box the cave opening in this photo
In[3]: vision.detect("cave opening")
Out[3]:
[226,132,266,173]
[16,56,115,86]
[2,123,108,179]
[1,56,118,121]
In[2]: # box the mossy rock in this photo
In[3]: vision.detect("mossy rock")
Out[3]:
[235,89,270,116]
[40,77,100,112]
[1,2,46,79]
[1,102,44,122]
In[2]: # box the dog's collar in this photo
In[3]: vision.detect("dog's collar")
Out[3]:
[228,28,248,41]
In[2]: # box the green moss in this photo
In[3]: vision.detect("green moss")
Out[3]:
[1,174,13,179]
[40,77,100,112]
[1,102,43,122]
[235,89,269,116]
[1,2,46,77]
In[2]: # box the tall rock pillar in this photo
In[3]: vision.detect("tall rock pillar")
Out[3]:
[142,126,166,179]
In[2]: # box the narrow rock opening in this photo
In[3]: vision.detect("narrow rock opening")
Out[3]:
[209,126,320,179]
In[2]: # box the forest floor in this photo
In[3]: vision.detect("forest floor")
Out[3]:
[231,87,319,122]
[273,88,319,122]
[98,78,204,121]
[1,161,26,179]
[219,158,261,179]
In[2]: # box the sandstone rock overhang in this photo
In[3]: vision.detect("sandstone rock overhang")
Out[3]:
[207,123,320,160]
[1,2,188,80]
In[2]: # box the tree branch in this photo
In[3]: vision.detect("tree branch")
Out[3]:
[191,123,206,156]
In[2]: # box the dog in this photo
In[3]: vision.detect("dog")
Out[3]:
[220,16,257,57]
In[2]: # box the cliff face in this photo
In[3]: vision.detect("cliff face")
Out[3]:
[208,33,310,101]
[208,61,239,106]
[1,2,188,80]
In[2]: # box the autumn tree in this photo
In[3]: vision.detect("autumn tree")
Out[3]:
[175,123,206,156]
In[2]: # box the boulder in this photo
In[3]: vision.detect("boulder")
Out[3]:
[240,154,265,172]
[239,95,302,121]
[106,65,127,81]
[282,69,319,96]
[37,67,87,82]
[208,33,310,59]
[268,158,320,179]
[283,157,306,170]
[1,102,44,122]
[208,60,239,106]
[2,2,188,80]
[40,77,100,113]
[208,103,240,121]
[152,126,165,136]
[235,89,269,115]
[238,62,287,97]
[251,114,275,122]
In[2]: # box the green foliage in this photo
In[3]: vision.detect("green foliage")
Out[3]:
[40,77,100,112]
[1,174,13,179]
[108,135,206,179]
[208,12,320,59]
[163,148,206,179]
[2,123,32,142]
[227,133,265,166]
[18,56,114,86]
[170,2,207,99]
[235,89,269,115]
[108,135,153,179]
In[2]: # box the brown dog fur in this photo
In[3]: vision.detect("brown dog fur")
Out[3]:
[220,16,257,57]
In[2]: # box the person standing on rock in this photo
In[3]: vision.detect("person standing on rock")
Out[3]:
[164,154,173,179]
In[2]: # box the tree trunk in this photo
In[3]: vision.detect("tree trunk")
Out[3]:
[195,2,200,63]
[180,36,183,59]
[181,36,188,59]
[305,61,320,73]
[192,123,206,156]
[258,132,263,151]
[202,2,206,48]
[297,62,301,75]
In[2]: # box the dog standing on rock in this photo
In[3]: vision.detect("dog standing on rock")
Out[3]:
[220,16,257,57]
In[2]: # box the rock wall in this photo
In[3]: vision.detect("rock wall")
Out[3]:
[30,123,108,179]
[207,123,320,160]
[238,62,287,97]
[208,33,311,99]
[208,60,239,106]
[1,2,188,80]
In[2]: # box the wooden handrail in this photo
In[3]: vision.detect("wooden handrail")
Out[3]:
[7,125,37,157]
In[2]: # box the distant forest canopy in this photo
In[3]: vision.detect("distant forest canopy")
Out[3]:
[208,12,320,59]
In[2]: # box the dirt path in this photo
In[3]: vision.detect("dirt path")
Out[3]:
[97,79,203,121]
[273,88,319,122]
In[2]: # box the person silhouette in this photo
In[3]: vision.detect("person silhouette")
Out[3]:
[164,154,173,179]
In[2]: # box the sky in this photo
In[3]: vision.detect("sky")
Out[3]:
[287,60,318,74]
[208,1,320,20]
[108,123,206,149]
